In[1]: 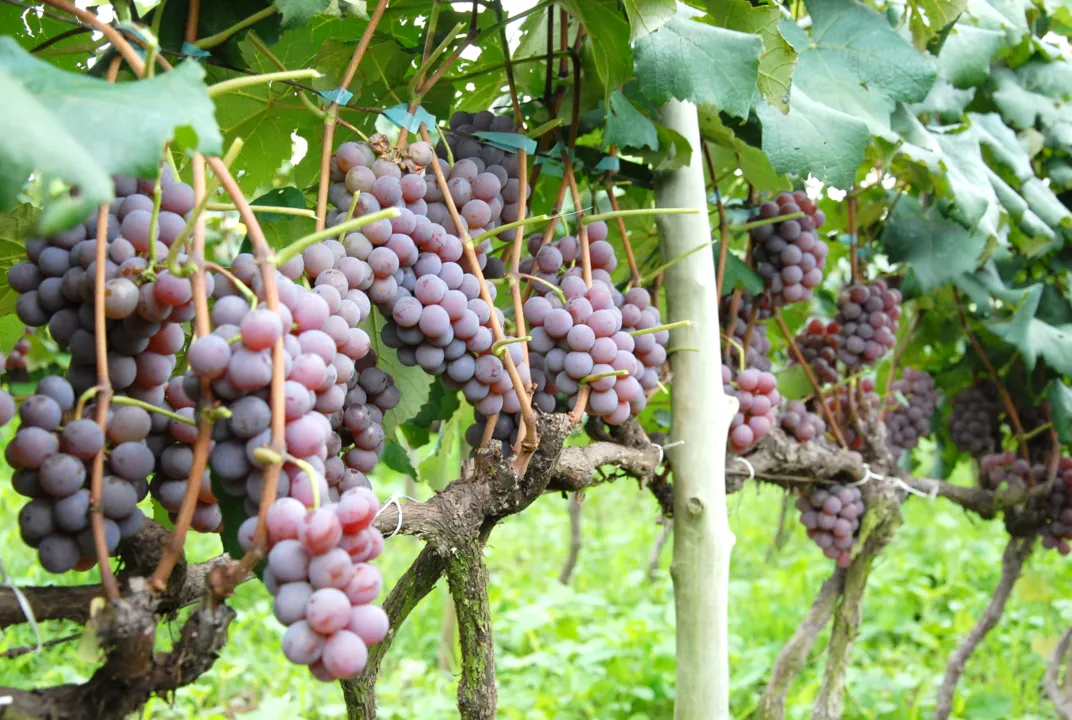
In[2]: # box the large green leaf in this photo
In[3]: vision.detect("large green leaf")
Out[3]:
[633,10,762,119]
[911,79,975,120]
[936,24,1005,87]
[705,0,797,113]
[0,39,221,234]
[990,284,1072,375]
[251,187,313,251]
[881,194,987,291]
[1049,380,1072,445]
[0,3,90,72]
[275,0,333,26]
[784,0,937,136]
[756,87,869,188]
[560,0,633,93]
[992,67,1072,152]
[417,404,473,491]
[605,90,659,151]
[621,0,676,40]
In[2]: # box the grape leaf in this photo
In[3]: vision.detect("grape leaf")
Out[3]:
[990,284,1072,375]
[559,0,633,93]
[381,439,417,478]
[252,187,314,251]
[756,87,869,189]
[711,242,763,295]
[936,24,1005,87]
[604,90,659,151]
[153,0,283,68]
[400,381,462,448]
[785,0,937,136]
[0,4,89,72]
[275,0,333,26]
[0,39,222,234]
[621,0,676,40]
[881,194,987,291]
[360,309,433,439]
[633,10,762,119]
[908,0,968,50]
[910,79,975,121]
[418,404,473,490]
[1049,380,1072,445]
[704,0,797,113]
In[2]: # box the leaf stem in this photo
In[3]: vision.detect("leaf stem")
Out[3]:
[581,207,698,226]
[629,320,691,337]
[471,215,549,248]
[206,202,317,218]
[208,69,321,97]
[728,211,804,234]
[274,208,402,267]
[111,395,197,424]
[640,237,719,284]
[579,369,630,385]
[193,5,278,49]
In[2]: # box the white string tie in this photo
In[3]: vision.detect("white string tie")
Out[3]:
[734,457,755,480]
[655,440,685,465]
[0,556,40,654]
[373,494,421,538]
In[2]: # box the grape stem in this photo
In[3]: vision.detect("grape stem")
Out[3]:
[581,207,698,226]
[110,396,196,425]
[728,211,805,234]
[579,369,629,385]
[516,274,566,303]
[205,158,288,576]
[469,215,549,248]
[166,138,245,276]
[418,123,540,471]
[285,455,323,509]
[273,208,402,267]
[491,336,532,357]
[314,0,391,231]
[773,309,849,450]
[206,202,317,219]
[247,31,329,120]
[629,320,691,337]
[208,69,321,97]
[604,177,641,288]
[145,169,165,271]
[193,6,278,50]
[40,0,146,75]
[639,236,719,285]
[204,262,259,308]
[479,412,499,449]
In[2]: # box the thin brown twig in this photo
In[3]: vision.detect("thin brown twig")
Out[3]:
[206,158,287,565]
[605,172,641,287]
[149,154,215,592]
[314,0,390,230]
[952,288,1030,461]
[184,0,200,43]
[419,124,539,471]
[774,310,848,449]
[480,413,498,448]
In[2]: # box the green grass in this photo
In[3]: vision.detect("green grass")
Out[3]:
[1,462,1070,720]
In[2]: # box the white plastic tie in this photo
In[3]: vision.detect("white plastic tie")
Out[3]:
[849,464,935,500]
[0,556,41,654]
[655,440,685,465]
[374,493,420,538]
[848,463,876,486]
[734,457,755,480]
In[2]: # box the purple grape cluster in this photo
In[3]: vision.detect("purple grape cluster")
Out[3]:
[816,378,880,452]
[719,292,772,373]
[796,484,864,568]
[1042,457,1072,555]
[723,366,780,452]
[10,376,150,573]
[749,191,828,306]
[884,368,938,461]
[322,132,532,448]
[792,318,840,385]
[4,331,31,376]
[978,451,1042,491]
[235,489,386,681]
[948,383,1001,456]
[779,399,827,443]
[833,281,901,368]
[519,226,664,427]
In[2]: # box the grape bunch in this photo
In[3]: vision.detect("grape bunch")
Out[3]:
[5,331,31,376]
[884,369,938,461]
[779,399,827,443]
[322,133,532,448]
[795,484,864,568]
[749,191,828,306]
[723,365,780,452]
[833,281,901,368]
[978,452,1041,492]
[719,292,772,373]
[792,318,840,385]
[948,383,1001,456]
[10,376,150,573]
[1042,457,1072,555]
[235,491,388,681]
